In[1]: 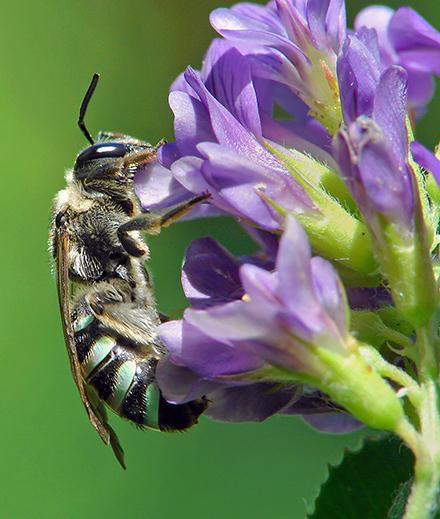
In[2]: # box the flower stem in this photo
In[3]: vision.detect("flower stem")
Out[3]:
[387,320,440,518]
[402,384,440,519]
[359,345,422,411]
[404,460,440,519]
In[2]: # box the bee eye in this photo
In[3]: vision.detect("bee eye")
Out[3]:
[75,142,128,167]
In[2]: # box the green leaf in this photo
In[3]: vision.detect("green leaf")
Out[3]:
[308,435,414,519]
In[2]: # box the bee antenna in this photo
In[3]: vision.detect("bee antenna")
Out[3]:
[78,73,100,146]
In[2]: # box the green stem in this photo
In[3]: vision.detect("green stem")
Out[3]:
[404,461,439,519]
[402,382,440,518]
[391,321,440,519]
[416,327,439,382]
[359,345,422,408]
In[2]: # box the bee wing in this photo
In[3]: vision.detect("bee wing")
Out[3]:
[86,387,126,470]
[55,226,125,468]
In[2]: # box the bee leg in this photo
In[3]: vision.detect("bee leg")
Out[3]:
[158,312,169,323]
[124,149,157,170]
[83,284,164,353]
[85,284,127,316]
[117,193,210,257]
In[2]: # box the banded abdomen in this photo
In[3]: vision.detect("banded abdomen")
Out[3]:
[72,301,206,431]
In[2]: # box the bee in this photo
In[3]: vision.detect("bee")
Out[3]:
[50,74,208,468]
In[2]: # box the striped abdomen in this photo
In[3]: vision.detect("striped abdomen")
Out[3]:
[73,312,206,430]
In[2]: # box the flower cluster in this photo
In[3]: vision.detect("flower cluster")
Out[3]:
[135,1,440,435]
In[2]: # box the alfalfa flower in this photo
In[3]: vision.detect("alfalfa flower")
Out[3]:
[335,33,437,326]
[355,6,440,116]
[137,39,315,232]
[134,2,440,515]
[158,217,406,432]
[136,36,378,282]
[210,0,346,134]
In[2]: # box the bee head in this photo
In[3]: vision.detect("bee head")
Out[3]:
[73,140,131,182]
[72,74,154,194]
[75,142,128,168]
[73,138,152,175]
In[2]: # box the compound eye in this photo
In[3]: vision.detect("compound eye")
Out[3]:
[75,142,128,167]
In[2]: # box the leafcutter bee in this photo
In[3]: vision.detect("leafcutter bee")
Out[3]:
[50,74,208,468]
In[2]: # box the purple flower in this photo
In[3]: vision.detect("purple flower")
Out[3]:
[157,236,274,412]
[158,216,349,392]
[210,0,346,134]
[136,38,317,232]
[157,238,302,422]
[135,1,440,234]
[182,238,244,310]
[206,382,303,422]
[281,391,362,433]
[185,219,348,373]
[335,34,414,229]
[134,158,219,219]
[335,38,437,326]
[157,349,302,422]
[156,235,302,423]
[336,28,383,125]
[411,141,440,187]
[157,210,409,432]
[135,1,439,432]
[355,6,440,116]
[156,217,372,430]
[182,236,275,310]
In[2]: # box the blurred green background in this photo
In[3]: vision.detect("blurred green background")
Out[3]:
[1,1,438,517]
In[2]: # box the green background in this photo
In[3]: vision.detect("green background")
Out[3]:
[1,1,438,517]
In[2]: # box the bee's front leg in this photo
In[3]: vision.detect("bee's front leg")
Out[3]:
[117,193,210,257]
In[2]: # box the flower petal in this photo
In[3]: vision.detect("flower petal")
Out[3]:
[240,264,279,305]
[206,382,301,422]
[185,301,277,342]
[406,69,434,116]
[201,39,263,140]
[182,237,243,309]
[354,5,395,64]
[311,256,348,337]
[336,117,414,226]
[135,159,196,212]
[337,32,381,123]
[411,141,440,187]
[184,67,281,169]
[156,358,219,403]
[389,7,440,75]
[160,319,264,377]
[170,90,216,158]
[324,0,346,52]
[303,413,363,433]
[210,6,307,66]
[373,66,408,163]
[276,216,317,315]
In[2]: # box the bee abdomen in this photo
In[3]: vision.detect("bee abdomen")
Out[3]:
[120,360,161,429]
[158,397,208,432]
[118,363,208,431]
[88,347,133,404]
[73,314,207,430]
[74,318,161,426]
